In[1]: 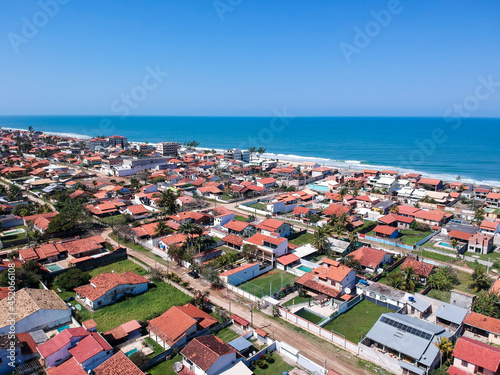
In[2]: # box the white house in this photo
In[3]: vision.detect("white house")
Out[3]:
[0,289,71,335]
[243,233,288,264]
[37,327,89,368]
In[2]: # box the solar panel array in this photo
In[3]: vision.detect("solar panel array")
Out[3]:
[380,316,433,340]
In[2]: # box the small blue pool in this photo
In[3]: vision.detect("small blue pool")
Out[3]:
[439,242,453,248]
[57,324,71,332]
[125,348,139,357]
[298,265,312,273]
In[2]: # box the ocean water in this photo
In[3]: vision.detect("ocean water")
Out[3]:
[0,116,498,185]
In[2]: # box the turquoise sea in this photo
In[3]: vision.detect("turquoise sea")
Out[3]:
[0,116,498,185]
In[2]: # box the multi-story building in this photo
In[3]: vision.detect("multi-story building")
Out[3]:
[224,148,250,162]
[156,142,181,156]
[85,138,109,151]
[106,135,127,148]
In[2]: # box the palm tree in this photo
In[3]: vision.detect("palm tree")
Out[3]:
[401,266,416,292]
[468,265,490,293]
[474,208,486,225]
[348,231,359,250]
[180,221,204,251]
[435,336,453,368]
[450,238,459,258]
[154,221,170,237]
[312,226,330,254]
[338,187,348,200]
[389,205,399,215]
[248,147,256,160]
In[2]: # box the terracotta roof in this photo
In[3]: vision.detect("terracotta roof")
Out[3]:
[292,206,311,215]
[481,220,500,231]
[126,204,149,215]
[69,332,112,364]
[322,204,350,216]
[400,258,435,278]
[74,272,148,302]
[296,273,341,298]
[222,234,243,247]
[180,335,237,372]
[447,365,469,375]
[418,178,442,185]
[63,235,105,256]
[276,253,300,266]
[373,225,398,236]
[45,358,87,375]
[94,351,144,375]
[37,327,89,357]
[448,230,473,241]
[452,336,500,372]
[464,312,500,335]
[220,262,258,277]
[255,218,287,232]
[379,214,414,225]
[245,233,287,248]
[231,314,250,327]
[349,247,389,269]
[82,319,97,330]
[223,219,251,232]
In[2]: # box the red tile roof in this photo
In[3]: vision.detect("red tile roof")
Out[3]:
[69,332,112,364]
[322,204,350,216]
[37,327,89,357]
[349,247,389,269]
[400,258,435,278]
[74,272,148,302]
[231,314,250,327]
[220,262,258,277]
[255,218,287,232]
[223,219,251,232]
[245,233,287,248]
[94,351,144,375]
[464,312,500,335]
[276,253,300,266]
[373,225,398,236]
[448,230,473,241]
[222,234,243,247]
[447,365,469,375]
[452,336,500,372]
[45,358,87,375]
[180,335,236,372]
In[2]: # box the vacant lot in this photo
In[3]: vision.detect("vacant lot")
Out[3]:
[398,229,432,246]
[289,232,314,246]
[322,299,391,344]
[216,327,240,342]
[239,270,297,298]
[87,259,148,277]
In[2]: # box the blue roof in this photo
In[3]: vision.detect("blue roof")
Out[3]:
[228,336,253,352]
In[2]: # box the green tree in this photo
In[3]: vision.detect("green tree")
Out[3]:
[179,221,203,251]
[312,226,330,254]
[401,266,416,292]
[435,336,453,369]
[154,221,172,237]
[386,272,403,289]
[427,267,455,291]
[54,269,91,291]
[468,264,490,293]
[474,208,486,225]
[471,291,500,318]
[191,290,210,311]
[0,260,43,290]
[242,244,260,263]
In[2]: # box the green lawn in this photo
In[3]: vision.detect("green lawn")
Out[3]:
[322,300,391,344]
[88,259,148,277]
[252,353,294,375]
[77,281,191,331]
[377,265,426,293]
[100,214,130,226]
[216,327,240,342]
[235,215,249,221]
[283,295,310,307]
[247,202,267,211]
[147,354,182,375]
[289,232,314,246]
[144,337,165,357]
[239,270,297,298]
[398,229,432,246]
[412,249,456,263]
[426,268,481,302]
[109,233,170,268]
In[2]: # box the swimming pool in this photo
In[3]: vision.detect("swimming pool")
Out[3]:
[294,308,325,324]
[46,264,63,272]
[298,265,312,273]
[439,242,453,248]
[57,324,71,332]
[125,348,139,357]
[1,228,25,236]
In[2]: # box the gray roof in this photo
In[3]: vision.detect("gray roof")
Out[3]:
[434,302,468,325]
[399,361,425,375]
[408,295,431,313]
[373,201,396,210]
[365,313,444,363]
[443,222,479,234]
[358,282,408,302]
[228,336,253,352]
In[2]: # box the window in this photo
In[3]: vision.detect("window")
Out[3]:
[380,296,387,302]
[460,360,468,367]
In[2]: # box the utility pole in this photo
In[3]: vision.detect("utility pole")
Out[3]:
[487,257,491,275]
[250,305,254,327]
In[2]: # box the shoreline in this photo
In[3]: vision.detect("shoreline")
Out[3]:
[3,125,499,187]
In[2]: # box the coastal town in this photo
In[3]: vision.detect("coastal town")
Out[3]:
[1,128,500,375]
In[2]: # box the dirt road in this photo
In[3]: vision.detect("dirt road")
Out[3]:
[102,229,371,375]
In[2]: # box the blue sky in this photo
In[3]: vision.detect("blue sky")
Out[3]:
[0,0,499,116]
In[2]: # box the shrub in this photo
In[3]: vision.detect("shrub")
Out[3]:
[54,268,91,291]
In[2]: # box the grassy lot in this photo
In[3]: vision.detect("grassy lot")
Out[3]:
[77,281,191,331]
[322,300,391,344]
[239,270,297,298]
[283,295,310,307]
[398,229,432,246]
[219,246,240,256]
[147,354,182,375]
[88,259,148,277]
[377,265,426,293]
[144,337,165,357]
[235,215,249,221]
[354,220,377,234]
[252,353,294,375]
[247,202,267,211]
[1,226,27,244]
[412,249,456,263]
[109,233,170,267]
[100,214,130,226]
[426,268,481,302]
[216,327,240,342]
[289,232,314,246]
